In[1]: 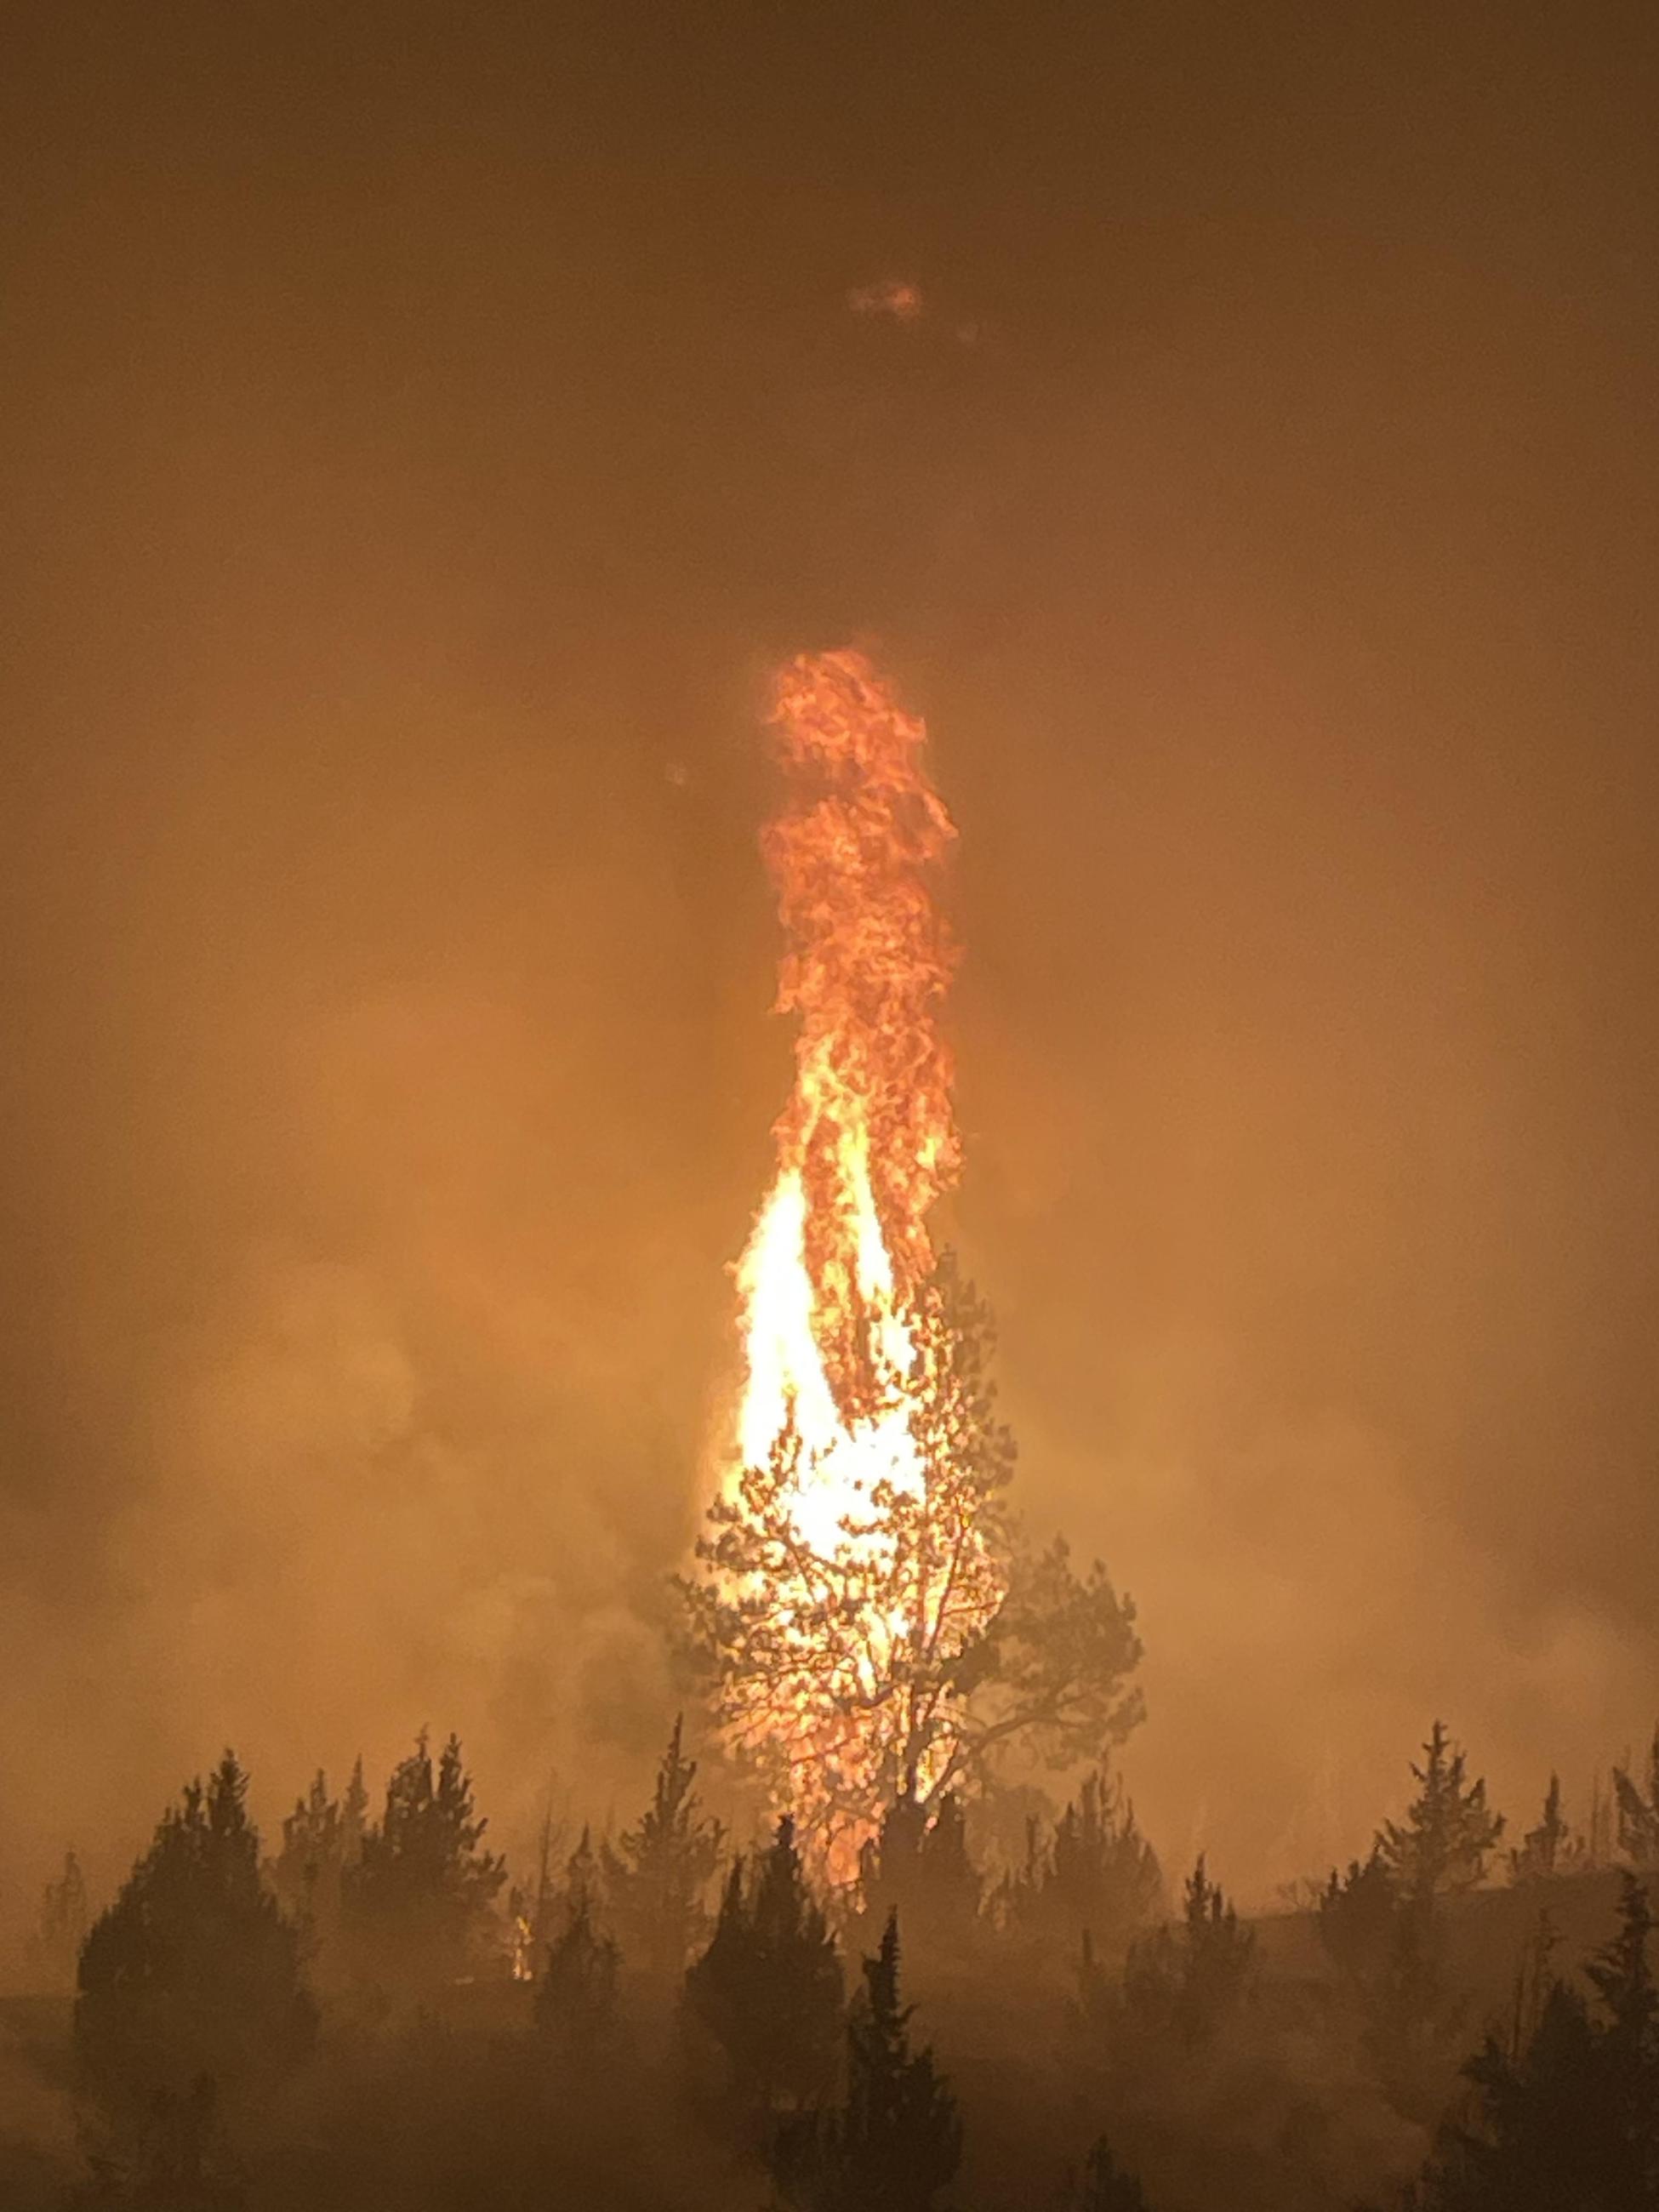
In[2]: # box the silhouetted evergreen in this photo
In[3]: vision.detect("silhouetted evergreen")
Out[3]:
[341,1730,507,1998]
[1390,1874,1659,2210]
[1614,1727,1659,1871]
[1001,1769,1160,1960]
[75,1753,315,2116]
[534,1892,622,2060]
[770,1912,961,2212]
[1509,1774,1576,1884]
[601,1715,723,1991]
[684,1815,843,2123]
[31,1847,89,1992]
[1320,1849,1400,1987]
[1320,1726,1506,2119]
[268,1761,366,1969]
[1378,1725,1504,1902]
[859,1788,982,1961]
[1069,2134,1154,2212]
[1124,1856,1253,2047]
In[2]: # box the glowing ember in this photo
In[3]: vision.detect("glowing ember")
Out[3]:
[710,648,1009,1872]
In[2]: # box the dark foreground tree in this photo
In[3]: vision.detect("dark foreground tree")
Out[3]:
[858,1788,981,1963]
[1391,1873,1659,2210]
[78,2075,242,2212]
[1322,1725,1504,2118]
[76,1753,315,2116]
[342,1730,507,1997]
[684,1816,844,2124]
[771,1912,961,2212]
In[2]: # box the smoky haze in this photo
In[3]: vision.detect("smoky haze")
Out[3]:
[2,3,1656,1911]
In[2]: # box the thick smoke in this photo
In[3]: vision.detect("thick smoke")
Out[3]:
[2,1,1657,1952]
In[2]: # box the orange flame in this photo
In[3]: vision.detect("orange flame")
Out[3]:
[739,649,958,1514]
[721,649,1001,1866]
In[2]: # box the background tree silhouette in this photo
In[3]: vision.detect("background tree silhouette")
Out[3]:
[601,1715,724,1995]
[1069,2135,1155,2212]
[1123,1856,1255,2050]
[1001,1768,1162,1965]
[1613,1725,1659,1871]
[268,1759,367,1975]
[1378,1725,1505,1903]
[31,1848,89,1993]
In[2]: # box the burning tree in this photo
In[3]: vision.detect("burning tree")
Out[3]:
[683,652,1142,1873]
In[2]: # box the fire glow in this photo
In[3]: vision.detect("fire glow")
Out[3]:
[718,649,1009,1861]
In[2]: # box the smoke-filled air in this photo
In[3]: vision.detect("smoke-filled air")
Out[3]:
[3,8,1659,2212]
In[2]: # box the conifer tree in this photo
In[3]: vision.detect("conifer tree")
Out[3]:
[534,1892,622,2061]
[684,1816,843,2122]
[35,1848,89,1992]
[1613,1725,1659,1871]
[1377,1724,1504,1902]
[76,1753,315,2116]
[1393,1874,1659,2209]
[601,1717,724,1989]
[268,1768,363,1962]
[1070,2134,1154,2212]
[1320,1725,1503,2116]
[1319,1849,1400,1987]
[1508,1775,1576,1884]
[1002,1769,1160,1959]
[1124,1856,1253,2048]
[770,1912,961,2212]
[342,1731,507,1995]
[858,1788,981,1961]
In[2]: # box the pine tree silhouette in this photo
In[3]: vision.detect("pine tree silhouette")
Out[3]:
[858,1787,982,1965]
[1378,1724,1504,1902]
[268,1767,363,1968]
[1393,1873,1659,2209]
[1069,2134,1154,2212]
[684,1816,843,2125]
[1508,1775,1576,1884]
[342,1730,507,1998]
[534,1892,622,2061]
[34,1849,89,1993]
[770,1910,961,2212]
[1613,1725,1659,1871]
[1003,1769,1161,1963]
[601,1716,724,1991]
[1124,1855,1253,2048]
[76,1753,315,2118]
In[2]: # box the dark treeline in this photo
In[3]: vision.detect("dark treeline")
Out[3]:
[5,1720,1659,2209]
